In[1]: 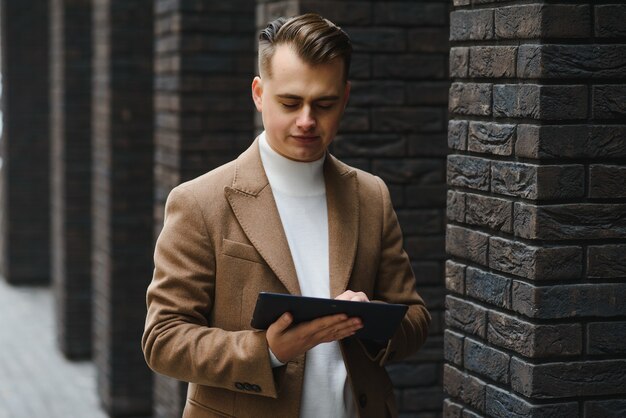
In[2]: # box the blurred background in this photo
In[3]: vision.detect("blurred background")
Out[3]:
[1,1,625,418]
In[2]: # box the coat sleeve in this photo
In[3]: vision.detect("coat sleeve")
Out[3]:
[141,185,285,398]
[357,176,431,365]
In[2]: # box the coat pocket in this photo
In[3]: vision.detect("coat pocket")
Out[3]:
[222,239,265,264]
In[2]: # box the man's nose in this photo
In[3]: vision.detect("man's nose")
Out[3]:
[296,107,316,130]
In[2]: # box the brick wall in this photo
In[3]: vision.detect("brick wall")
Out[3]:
[153,0,256,415]
[92,0,154,415]
[445,1,626,417]
[50,0,93,359]
[0,0,50,285]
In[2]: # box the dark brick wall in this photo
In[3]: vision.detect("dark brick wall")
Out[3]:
[257,1,450,416]
[153,0,256,416]
[0,0,50,285]
[92,0,154,415]
[50,0,93,360]
[445,1,626,417]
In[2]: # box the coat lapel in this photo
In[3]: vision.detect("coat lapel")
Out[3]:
[325,155,359,298]
[224,140,301,296]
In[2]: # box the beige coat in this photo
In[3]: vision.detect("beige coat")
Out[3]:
[142,140,430,418]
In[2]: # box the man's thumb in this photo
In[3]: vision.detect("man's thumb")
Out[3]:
[275,312,293,331]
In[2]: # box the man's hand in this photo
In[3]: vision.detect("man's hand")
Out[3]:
[335,290,369,302]
[266,291,369,363]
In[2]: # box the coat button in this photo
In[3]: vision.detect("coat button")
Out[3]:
[359,394,367,408]
[252,384,262,392]
[235,382,245,390]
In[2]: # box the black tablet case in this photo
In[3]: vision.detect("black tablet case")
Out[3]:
[250,292,408,343]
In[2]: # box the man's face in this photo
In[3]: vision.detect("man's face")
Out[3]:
[252,44,350,162]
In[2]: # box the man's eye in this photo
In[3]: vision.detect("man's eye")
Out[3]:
[281,103,298,108]
[316,103,334,110]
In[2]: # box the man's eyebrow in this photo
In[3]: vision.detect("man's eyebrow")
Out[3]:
[276,94,340,101]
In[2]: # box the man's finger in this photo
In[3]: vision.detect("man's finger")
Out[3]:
[269,312,293,334]
[310,317,362,342]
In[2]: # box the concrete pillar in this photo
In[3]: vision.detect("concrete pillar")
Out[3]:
[50,0,93,359]
[0,0,50,285]
[92,0,154,415]
[445,1,626,416]
[152,0,256,415]
[257,1,450,415]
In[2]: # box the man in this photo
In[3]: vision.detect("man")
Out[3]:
[142,13,430,418]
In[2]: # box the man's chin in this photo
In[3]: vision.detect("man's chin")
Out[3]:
[287,149,325,163]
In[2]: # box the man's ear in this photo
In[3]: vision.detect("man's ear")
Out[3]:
[252,76,263,112]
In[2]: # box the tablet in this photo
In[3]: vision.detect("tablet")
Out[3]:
[250,292,408,343]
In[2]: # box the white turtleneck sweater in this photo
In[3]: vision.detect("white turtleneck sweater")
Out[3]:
[258,133,355,418]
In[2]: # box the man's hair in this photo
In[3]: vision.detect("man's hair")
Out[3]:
[258,13,352,82]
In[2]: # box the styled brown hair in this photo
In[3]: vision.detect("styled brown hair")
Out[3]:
[258,13,352,82]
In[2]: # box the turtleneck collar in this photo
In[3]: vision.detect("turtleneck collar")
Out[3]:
[259,132,326,197]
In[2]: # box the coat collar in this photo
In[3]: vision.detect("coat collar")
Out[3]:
[224,138,359,297]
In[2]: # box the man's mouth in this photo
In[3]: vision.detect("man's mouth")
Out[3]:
[292,135,320,142]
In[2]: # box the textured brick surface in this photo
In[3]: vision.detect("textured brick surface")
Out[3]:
[510,357,626,399]
[445,296,487,339]
[495,5,591,39]
[468,122,515,156]
[465,267,511,309]
[511,282,626,319]
[463,338,509,384]
[447,155,490,191]
[516,124,626,159]
[450,9,493,41]
[92,0,154,415]
[587,322,626,355]
[488,237,582,281]
[587,244,626,279]
[593,85,626,119]
[446,225,489,265]
[448,120,468,151]
[493,84,588,120]
[518,45,626,79]
[595,5,626,38]
[589,165,626,198]
[486,385,578,418]
[446,1,626,415]
[514,203,626,240]
[50,0,93,360]
[446,190,465,224]
[487,311,582,358]
[493,163,585,200]
[444,329,464,366]
[469,46,516,78]
[584,400,626,418]
[465,194,511,233]
[443,364,486,412]
[0,0,50,284]
[449,83,492,116]
[445,260,465,295]
[450,47,468,78]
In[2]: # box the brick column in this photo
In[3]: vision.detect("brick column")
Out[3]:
[0,0,50,285]
[50,0,93,359]
[153,1,256,416]
[257,1,450,415]
[445,1,626,417]
[92,1,154,415]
